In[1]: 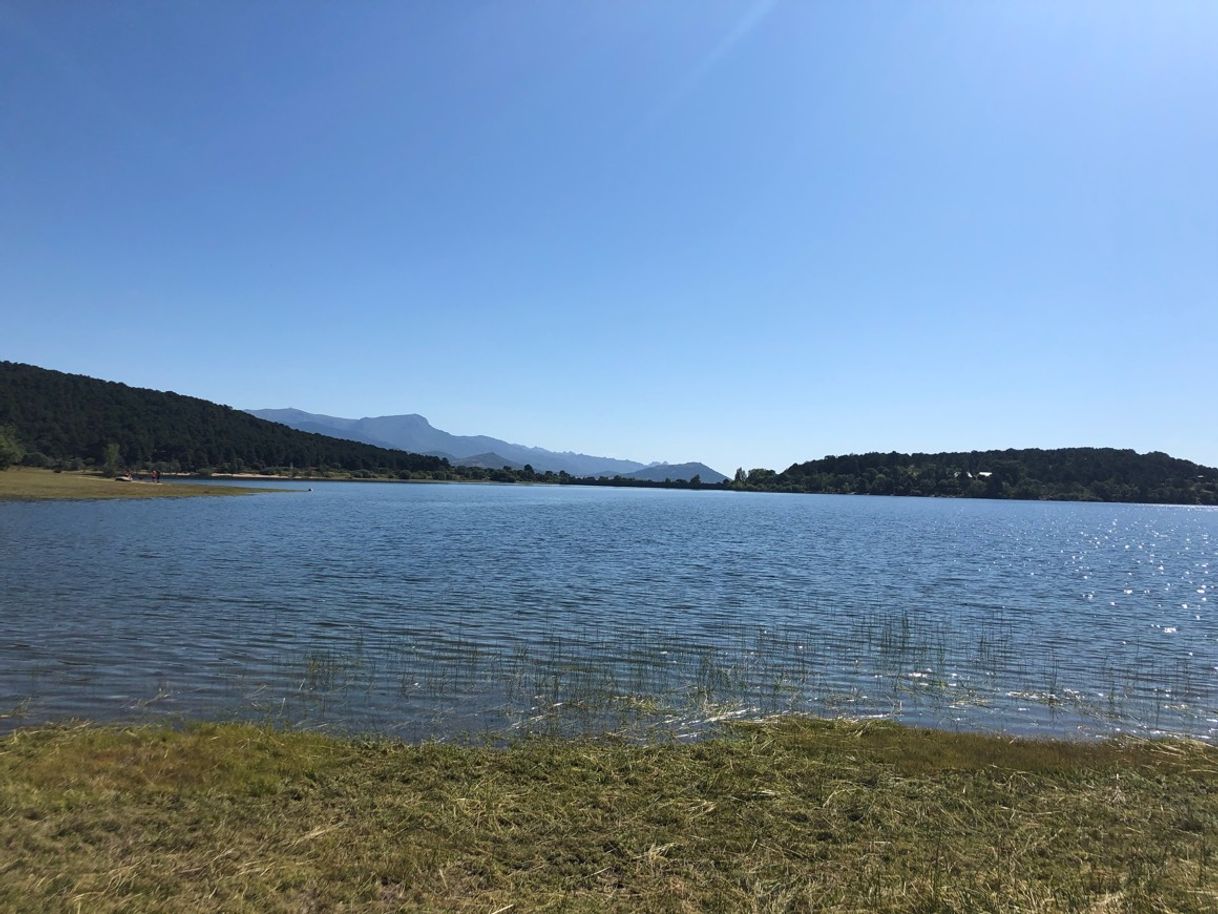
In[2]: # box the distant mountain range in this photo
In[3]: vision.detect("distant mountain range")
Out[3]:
[4,362,1215,504]
[246,408,725,481]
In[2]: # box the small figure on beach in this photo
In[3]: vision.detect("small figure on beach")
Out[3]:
[152,469,161,483]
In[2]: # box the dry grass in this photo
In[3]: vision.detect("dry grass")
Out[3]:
[0,467,275,501]
[2,718,1216,912]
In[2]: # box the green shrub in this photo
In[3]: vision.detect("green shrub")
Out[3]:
[0,425,24,470]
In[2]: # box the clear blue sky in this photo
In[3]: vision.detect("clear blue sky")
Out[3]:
[3,2,1216,473]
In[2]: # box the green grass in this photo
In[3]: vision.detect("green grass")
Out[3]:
[2,718,1215,912]
[0,467,279,501]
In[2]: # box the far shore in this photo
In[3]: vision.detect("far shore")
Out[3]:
[0,467,285,502]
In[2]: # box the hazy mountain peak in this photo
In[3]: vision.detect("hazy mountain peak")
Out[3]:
[614,462,729,484]
[244,408,702,477]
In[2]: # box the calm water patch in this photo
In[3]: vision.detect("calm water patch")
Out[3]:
[1,481,1215,740]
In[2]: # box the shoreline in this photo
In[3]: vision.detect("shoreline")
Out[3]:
[3,715,1214,911]
[0,467,285,501]
[5,467,1212,507]
[187,471,1218,506]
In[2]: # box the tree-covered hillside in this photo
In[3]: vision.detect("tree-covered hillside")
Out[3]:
[0,362,446,474]
[4,361,1214,505]
[741,448,1218,505]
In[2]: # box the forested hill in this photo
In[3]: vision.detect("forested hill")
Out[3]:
[0,361,445,474]
[4,362,1215,504]
[744,448,1218,505]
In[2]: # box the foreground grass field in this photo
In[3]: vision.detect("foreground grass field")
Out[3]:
[0,467,273,501]
[1,720,1215,913]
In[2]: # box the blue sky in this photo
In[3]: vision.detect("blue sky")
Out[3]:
[2,2,1215,473]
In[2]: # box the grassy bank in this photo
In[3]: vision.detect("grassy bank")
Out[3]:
[2,720,1215,912]
[0,467,279,501]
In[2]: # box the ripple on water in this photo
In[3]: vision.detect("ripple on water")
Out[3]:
[1,486,1216,740]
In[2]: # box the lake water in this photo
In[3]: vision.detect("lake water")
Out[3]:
[1,481,1215,741]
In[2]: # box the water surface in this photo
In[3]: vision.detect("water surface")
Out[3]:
[2,482,1215,740]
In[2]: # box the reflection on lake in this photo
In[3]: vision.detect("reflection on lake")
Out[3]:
[1,481,1215,740]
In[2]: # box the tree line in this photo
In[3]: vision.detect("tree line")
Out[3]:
[730,448,1218,505]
